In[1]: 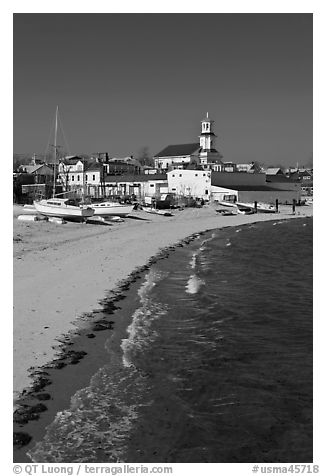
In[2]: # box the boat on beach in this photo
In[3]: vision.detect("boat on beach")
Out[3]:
[90,201,134,217]
[34,198,94,222]
[143,207,174,216]
[215,201,254,215]
[236,202,277,213]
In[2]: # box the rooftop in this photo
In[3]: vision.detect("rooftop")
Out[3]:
[154,143,200,158]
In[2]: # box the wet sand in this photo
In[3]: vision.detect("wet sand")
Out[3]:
[13,203,313,401]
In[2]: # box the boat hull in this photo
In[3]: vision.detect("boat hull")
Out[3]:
[236,202,276,213]
[91,202,134,217]
[34,200,94,222]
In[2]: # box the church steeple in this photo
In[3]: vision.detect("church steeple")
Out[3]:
[200,112,216,151]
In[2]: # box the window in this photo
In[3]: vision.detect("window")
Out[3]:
[203,173,206,176]
[150,184,154,187]
[72,176,75,181]
[172,174,175,177]
[85,175,88,181]
[77,175,80,181]
[172,188,176,191]
[179,174,182,177]
[93,175,96,181]
[195,174,198,177]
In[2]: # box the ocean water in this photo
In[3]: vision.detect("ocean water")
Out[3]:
[28,217,313,463]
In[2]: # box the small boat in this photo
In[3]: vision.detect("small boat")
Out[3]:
[90,201,134,217]
[236,202,276,213]
[217,201,239,209]
[143,208,173,216]
[34,198,94,222]
[215,201,239,215]
[216,209,238,216]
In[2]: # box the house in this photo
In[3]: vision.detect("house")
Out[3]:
[58,157,86,189]
[85,162,104,186]
[265,167,285,176]
[236,162,263,173]
[18,164,54,184]
[287,168,313,196]
[167,169,211,200]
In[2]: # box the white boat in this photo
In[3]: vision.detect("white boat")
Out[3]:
[34,197,94,222]
[143,208,173,216]
[217,201,239,208]
[90,201,134,217]
[236,202,276,213]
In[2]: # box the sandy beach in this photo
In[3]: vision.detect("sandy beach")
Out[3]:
[13,203,313,400]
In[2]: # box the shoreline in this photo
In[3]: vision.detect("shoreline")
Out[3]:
[13,204,313,403]
[13,213,313,462]
[14,229,207,462]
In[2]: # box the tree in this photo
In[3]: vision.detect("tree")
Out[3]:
[137,146,154,167]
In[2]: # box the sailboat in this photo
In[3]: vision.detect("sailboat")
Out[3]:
[33,107,94,222]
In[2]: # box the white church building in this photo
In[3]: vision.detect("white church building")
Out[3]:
[154,113,224,172]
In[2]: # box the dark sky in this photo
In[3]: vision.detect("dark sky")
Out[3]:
[13,13,312,166]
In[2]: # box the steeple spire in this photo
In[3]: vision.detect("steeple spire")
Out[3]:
[200,113,216,150]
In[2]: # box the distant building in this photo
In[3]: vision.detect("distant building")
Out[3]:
[18,163,54,184]
[103,174,168,199]
[167,169,211,200]
[212,171,301,204]
[265,167,285,176]
[286,168,313,197]
[154,143,200,172]
[58,157,85,189]
[236,162,263,173]
[107,157,142,175]
[154,113,223,172]
[222,162,237,173]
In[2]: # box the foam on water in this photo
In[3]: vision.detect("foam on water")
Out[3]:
[121,268,169,368]
[28,268,170,463]
[185,275,205,294]
[27,362,149,463]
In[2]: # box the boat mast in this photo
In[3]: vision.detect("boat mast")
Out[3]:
[52,106,58,198]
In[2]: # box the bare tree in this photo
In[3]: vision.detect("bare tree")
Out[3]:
[137,146,154,167]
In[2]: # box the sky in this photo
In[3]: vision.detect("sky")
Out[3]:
[13,13,312,166]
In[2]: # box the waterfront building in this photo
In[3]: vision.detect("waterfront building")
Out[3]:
[167,169,211,200]
[211,171,301,204]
